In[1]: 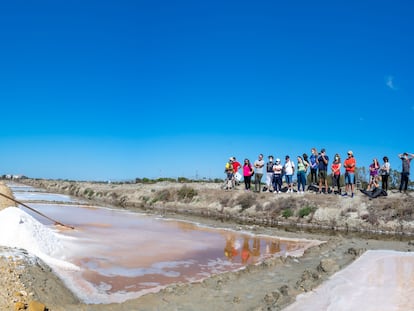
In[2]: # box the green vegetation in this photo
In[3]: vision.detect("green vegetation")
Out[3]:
[282,208,294,218]
[83,188,94,197]
[298,206,316,218]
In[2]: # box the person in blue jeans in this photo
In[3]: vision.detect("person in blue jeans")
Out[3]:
[272,158,283,194]
[284,155,295,193]
[296,156,307,193]
[398,152,414,193]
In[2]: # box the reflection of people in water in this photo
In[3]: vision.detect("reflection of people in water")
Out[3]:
[267,240,281,254]
[224,234,239,261]
[252,237,261,256]
[241,237,252,264]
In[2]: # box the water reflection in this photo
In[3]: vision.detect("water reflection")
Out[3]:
[8,183,322,304]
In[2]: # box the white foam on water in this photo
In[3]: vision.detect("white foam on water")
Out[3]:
[283,249,414,311]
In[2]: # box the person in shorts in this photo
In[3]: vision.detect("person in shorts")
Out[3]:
[317,149,329,193]
[284,155,295,193]
[343,150,356,197]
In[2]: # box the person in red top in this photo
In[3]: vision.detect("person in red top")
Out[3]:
[231,156,242,185]
[331,154,342,194]
[342,150,356,197]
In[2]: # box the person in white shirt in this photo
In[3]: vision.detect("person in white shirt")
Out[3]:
[380,156,390,191]
[284,155,295,193]
[272,158,283,193]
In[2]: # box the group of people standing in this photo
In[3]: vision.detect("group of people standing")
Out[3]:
[224,150,414,196]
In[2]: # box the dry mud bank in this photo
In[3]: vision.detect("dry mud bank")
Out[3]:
[21,179,414,236]
[2,179,414,310]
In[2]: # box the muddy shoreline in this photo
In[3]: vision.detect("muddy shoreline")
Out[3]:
[2,179,414,310]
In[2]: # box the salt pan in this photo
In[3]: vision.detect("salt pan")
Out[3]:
[0,207,77,270]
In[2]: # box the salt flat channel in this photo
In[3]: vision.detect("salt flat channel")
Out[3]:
[0,184,322,304]
[284,250,414,311]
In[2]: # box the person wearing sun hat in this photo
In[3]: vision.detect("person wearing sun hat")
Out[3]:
[343,150,356,197]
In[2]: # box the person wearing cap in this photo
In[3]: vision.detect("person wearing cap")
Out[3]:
[265,155,275,192]
[317,148,329,194]
[224,157,235,190]
[398,152,414,193]
[343,150,356,197]
[253,154,265,192]
[272,158,283,193]
[331,154,342,194]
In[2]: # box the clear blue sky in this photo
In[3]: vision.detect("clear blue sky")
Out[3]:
[0,0,413,181]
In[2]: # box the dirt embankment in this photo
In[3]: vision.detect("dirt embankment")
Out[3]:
[20,178,414,236]
[0,181,17,210]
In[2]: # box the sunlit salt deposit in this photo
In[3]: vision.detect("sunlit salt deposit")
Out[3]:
[0,207,78,270]
[283,250,414,311]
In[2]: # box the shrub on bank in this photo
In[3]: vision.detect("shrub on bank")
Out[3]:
[298,206,316,218]
[177,186,198,202]
[282,209,294,218]
[235,193,256,211]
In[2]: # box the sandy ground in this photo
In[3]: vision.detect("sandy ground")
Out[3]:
[1,179,414,310]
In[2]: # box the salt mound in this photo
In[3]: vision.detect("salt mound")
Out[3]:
[0,207,75,269]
